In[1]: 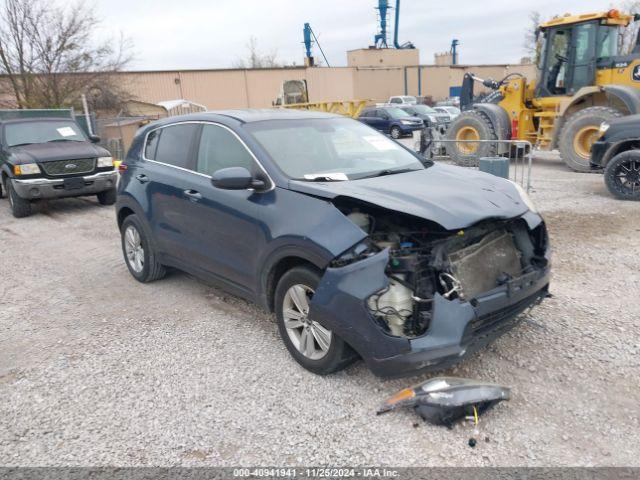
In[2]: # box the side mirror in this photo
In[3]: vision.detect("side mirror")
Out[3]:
[211,167,266,191]
[89,134,101,143]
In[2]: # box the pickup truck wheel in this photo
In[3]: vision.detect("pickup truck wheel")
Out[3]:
[121,214,166,282]
[275,266,357,375]
[97,187,116,206]
[6,178,32,218]
[604,150,640,200]
[390,126,402,139]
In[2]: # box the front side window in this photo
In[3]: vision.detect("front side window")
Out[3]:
[246,118,424,180]
[196,124,255,175]
[153,123,199,169]
[5,120,86,147]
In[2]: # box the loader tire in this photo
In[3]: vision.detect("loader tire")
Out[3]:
[445,110,498,167]
[558,106,623,172]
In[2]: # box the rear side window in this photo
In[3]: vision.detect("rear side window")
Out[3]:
[153,123,199,169]
[144,129,160,160]
[196,124,255,175]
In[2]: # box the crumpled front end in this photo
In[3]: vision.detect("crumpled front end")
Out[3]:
[308,201,551,378]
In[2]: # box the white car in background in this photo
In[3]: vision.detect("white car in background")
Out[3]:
[434,106,461,121]
[388,95,418,106]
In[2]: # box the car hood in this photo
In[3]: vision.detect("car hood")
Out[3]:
[8,142,110,164]
[287,163,529,230]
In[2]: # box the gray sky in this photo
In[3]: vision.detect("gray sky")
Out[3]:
[95,0,618,70]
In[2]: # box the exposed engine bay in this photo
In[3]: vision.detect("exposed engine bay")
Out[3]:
[332,199,548,339]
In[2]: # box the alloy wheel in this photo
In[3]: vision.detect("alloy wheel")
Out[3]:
[282,284,332,360]
[614,159,640,195]
[124,225,144,273]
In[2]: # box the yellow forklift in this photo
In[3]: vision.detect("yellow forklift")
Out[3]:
[446,10,640,171]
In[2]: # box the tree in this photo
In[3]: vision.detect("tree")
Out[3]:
[616,1,640,54]
[233,36,281,69]
[523,11,541,60]
[0,0,132,109]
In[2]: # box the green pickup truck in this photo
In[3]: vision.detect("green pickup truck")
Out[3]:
[0,109,117,218]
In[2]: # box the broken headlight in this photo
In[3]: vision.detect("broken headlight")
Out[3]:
[377,377,511,427]
[330,239,377,267]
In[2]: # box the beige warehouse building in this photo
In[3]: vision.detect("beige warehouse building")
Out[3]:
[114,49,535,110]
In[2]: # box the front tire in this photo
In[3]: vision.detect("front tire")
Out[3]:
[120,214,166,282]
[390,126,402,139]
[6,178,32,218]
[275,266,356,375]
[445,110,498,167]
[604,150,640,200]
[559,106,623,172]
[97,187,117,206]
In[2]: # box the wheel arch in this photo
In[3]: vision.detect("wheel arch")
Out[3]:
[262,251,326,312]
[601,138,640,166]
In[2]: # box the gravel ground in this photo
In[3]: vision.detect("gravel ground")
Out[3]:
[1,152,639,467]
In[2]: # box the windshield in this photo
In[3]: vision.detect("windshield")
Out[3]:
[411,105,438,115]
[246,118,424,180]
[5,120,87,147]
[385,108,411,119]
[444,106,460,114]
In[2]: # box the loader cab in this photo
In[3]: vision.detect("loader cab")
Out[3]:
[536,20,619,97]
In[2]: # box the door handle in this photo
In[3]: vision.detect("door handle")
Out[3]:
[183,189,202,201]
[135,174,149,184]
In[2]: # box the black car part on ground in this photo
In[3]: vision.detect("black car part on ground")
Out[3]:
[377,377,511,427]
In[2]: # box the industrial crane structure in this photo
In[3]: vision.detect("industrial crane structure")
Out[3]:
[373,0,414,49]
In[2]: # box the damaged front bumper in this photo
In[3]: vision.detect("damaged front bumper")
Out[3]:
[310,228,551,379]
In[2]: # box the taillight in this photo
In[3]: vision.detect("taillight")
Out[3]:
[118,163,128,174]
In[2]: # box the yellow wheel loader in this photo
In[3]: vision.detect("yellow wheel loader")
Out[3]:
[446,10,640,171]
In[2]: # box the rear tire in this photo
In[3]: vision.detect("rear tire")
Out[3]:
[97,187,116,206]
[6,178,32,218]
[445,110,498,167]
[558,106,623,172]
[604,150,640,200]
[121,214,166,282]
[275,266,357,375]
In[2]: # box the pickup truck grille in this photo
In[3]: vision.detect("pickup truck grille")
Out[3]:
[41,158,96,176]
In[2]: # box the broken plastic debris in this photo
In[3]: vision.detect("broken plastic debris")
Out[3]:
[376,377,511,427]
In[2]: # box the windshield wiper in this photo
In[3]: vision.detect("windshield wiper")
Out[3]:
[47,138,81,143]
[303,172,349,181]
[362,167,418,179]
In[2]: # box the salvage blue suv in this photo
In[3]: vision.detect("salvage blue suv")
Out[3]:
[116,109,550,378]
[358,107,424,139]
